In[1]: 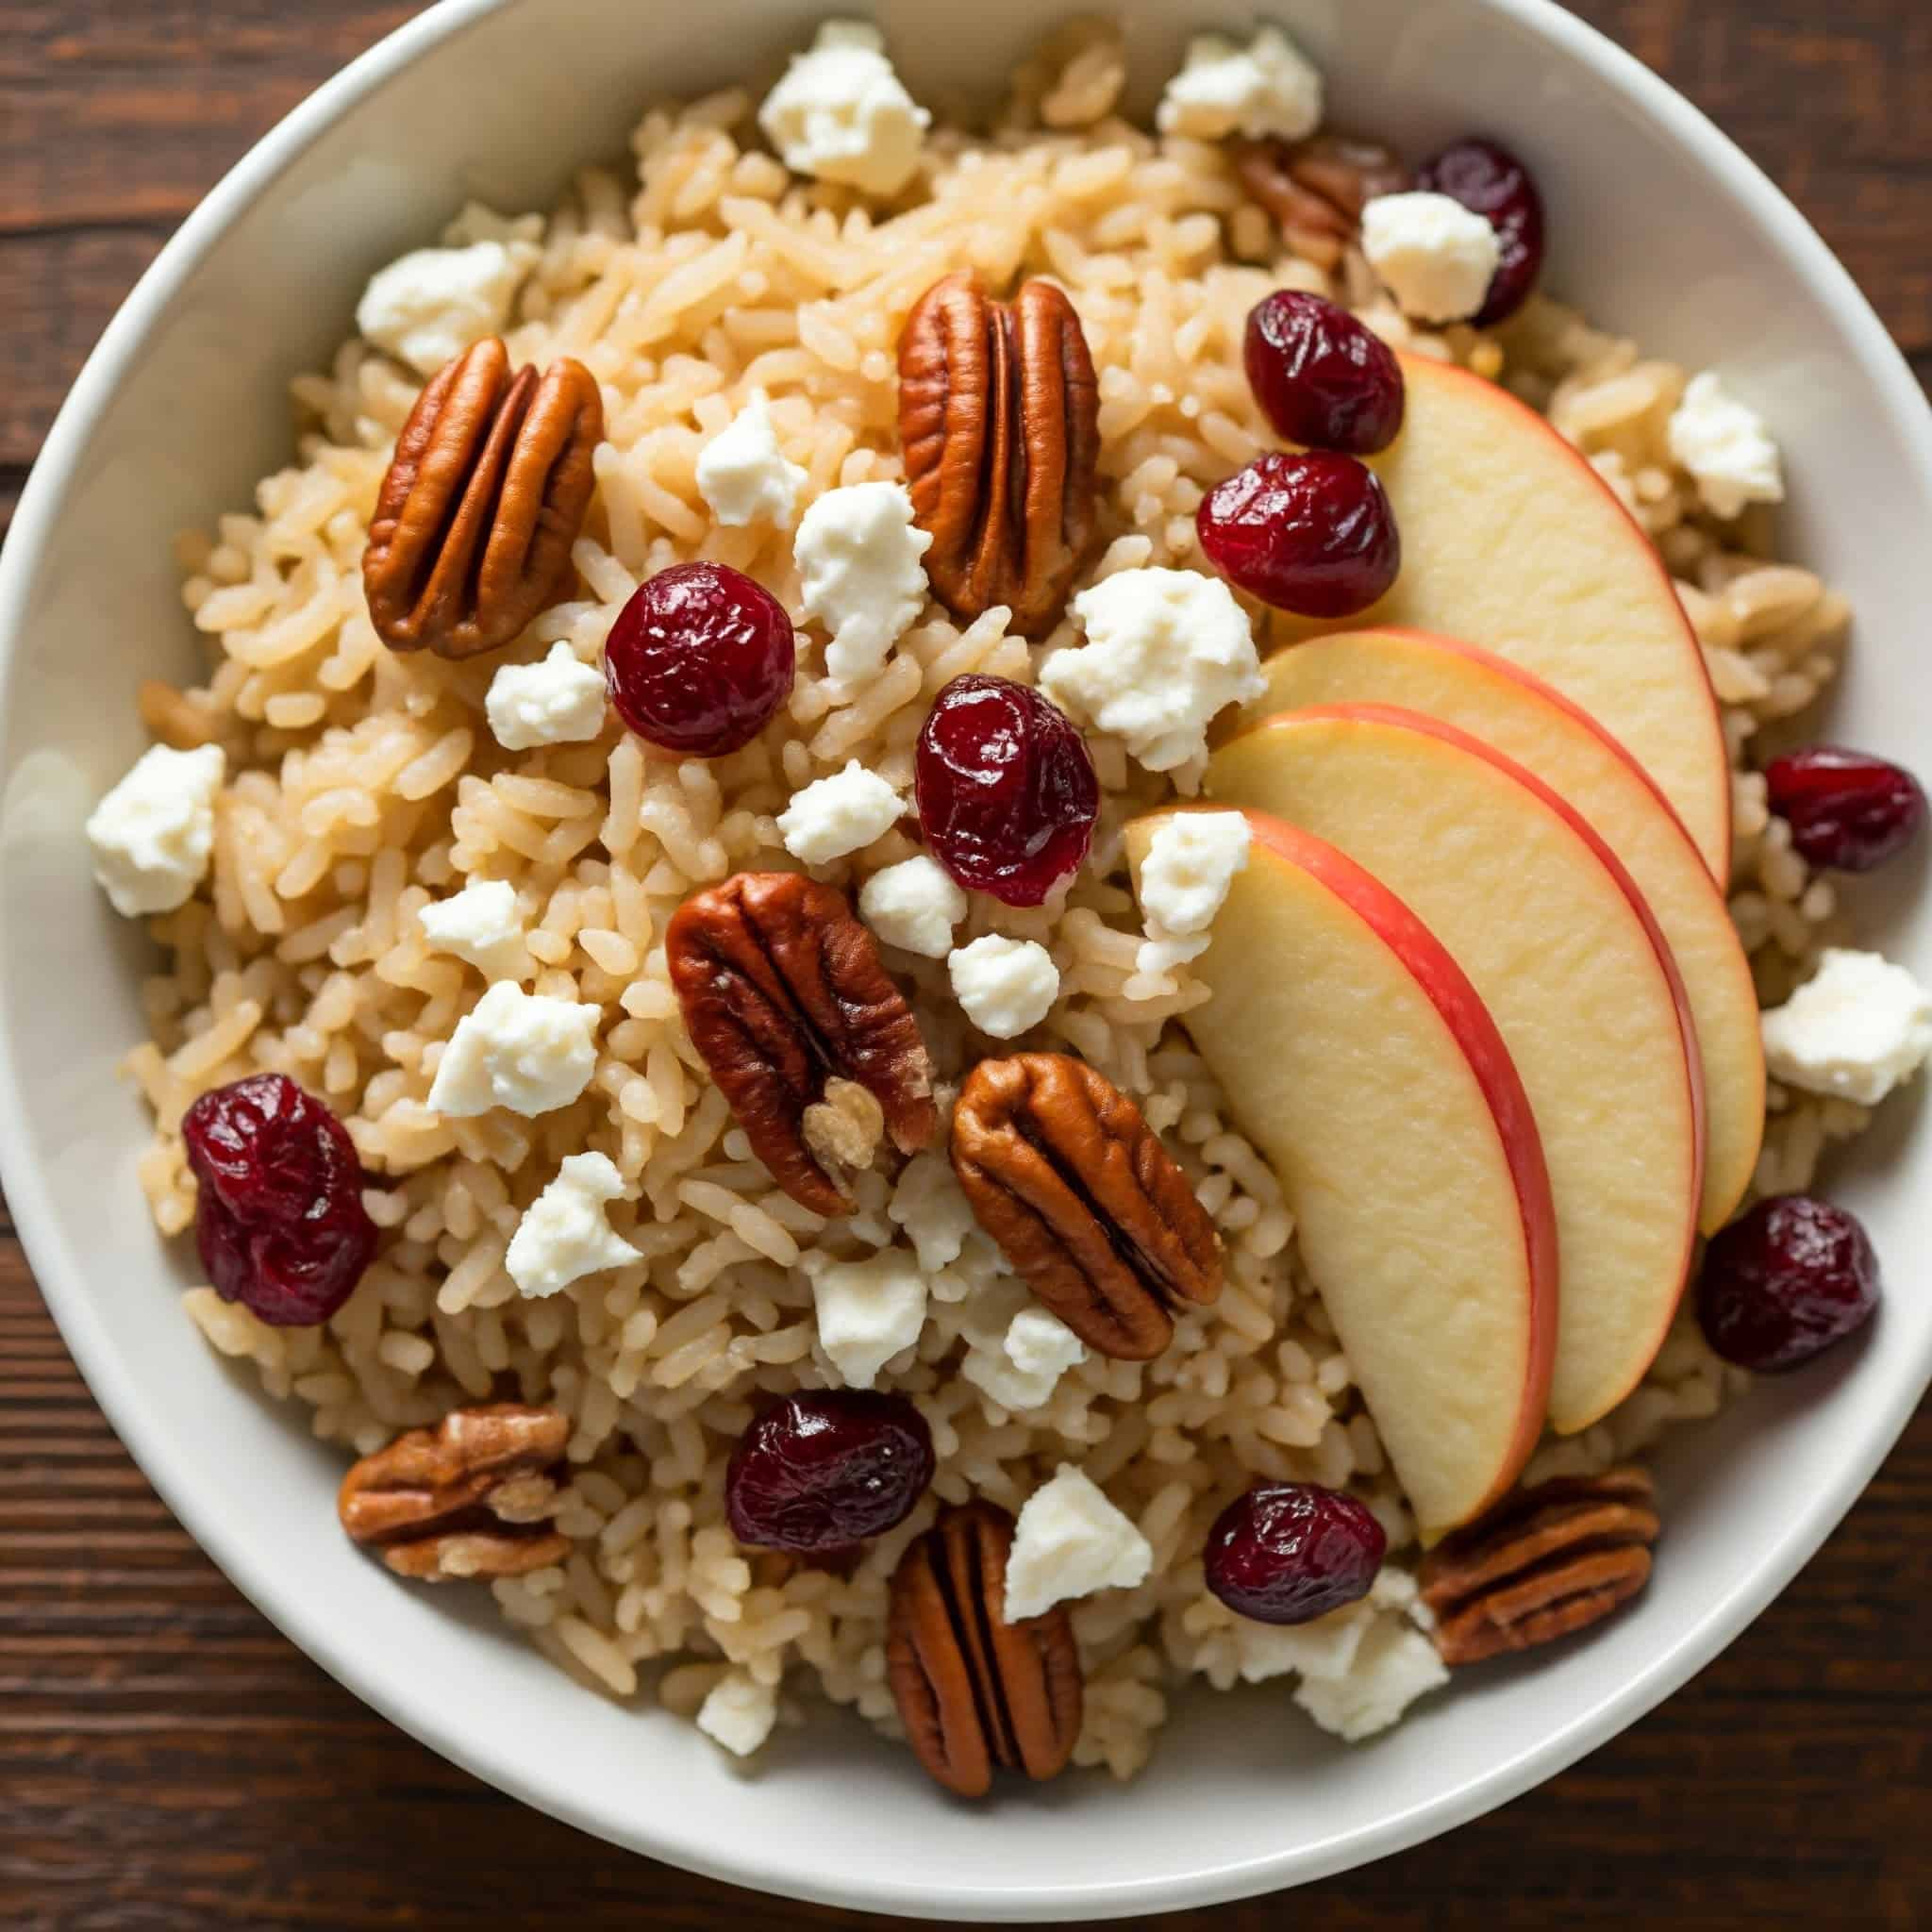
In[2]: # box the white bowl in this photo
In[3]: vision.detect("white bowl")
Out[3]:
[4,0,1928,1916]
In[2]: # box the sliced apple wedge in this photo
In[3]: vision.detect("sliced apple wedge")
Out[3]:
[1209,706,1704,1435]
[1246,626,1762,1231]
[1270,356,1731,881]
[1124,807,1557,1537]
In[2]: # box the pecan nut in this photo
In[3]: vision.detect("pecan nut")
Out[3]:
[950,1053,1224,1360]
[338,1403,572,1581]
[1234,133,1411,270]
[899,272,1100,638]
[363,337,603,659]
[666,873,937,1215]
[886,1501,1083,1797]
[1419,1466,1659,1666]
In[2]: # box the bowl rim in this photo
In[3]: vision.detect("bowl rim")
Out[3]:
[5,0,1932,1915]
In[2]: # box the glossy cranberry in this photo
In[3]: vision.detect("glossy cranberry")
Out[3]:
[1697,1194,1879,1372]
[1416,138,1545,325]
[605,560,795,758]
[181,1073,376,1327]
[1765,746,1927,874]
[1204,1482,1387,1625]
[725,1391,935,1553]
[914,675,1099,906]
[1243,291,1406,456]
[1197,452,1400,619]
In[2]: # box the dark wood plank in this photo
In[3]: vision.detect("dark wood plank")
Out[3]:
[3,3,1930,1927]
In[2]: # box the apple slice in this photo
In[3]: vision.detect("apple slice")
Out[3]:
[1124,807,1557,1537]
[1209,705,1704,1435]
[1270,355,1731,881]
[1246,626,1762,1231]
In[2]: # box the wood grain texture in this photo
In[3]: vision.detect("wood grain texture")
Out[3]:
[2,3,1928,1925]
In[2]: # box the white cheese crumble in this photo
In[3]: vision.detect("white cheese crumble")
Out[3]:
[808,1249,928,1389]
[948,936,1060,1040]
[85,742,225,918]
[1136,810,1250,977]
[1359,191,1503,325]
[484,641,608,752]
[1232,1566,1421,1684]
[777,760,905,867]
[696,390,809,528]
[793,480,933,685]
[1004,1463,1153,1623]
[505,1153,641,1299]
[1667,371,1787,521]
[1760,947,1932,1106]
[1292,1616,1448,1742]
[887,1151,976,1274]
[1155,25,1324,142]
[697,1669,778,1757]
[1042,567,1264,773]
[859,854,967,958]
[355,236,539,376]
[962,1307,1089,1412]
[418,877,530,983]
[758,20,930,198]
[425,981,601,1119]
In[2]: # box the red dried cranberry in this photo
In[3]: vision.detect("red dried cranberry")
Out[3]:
[1197,452,1400,619]
[1204,1482,1386,1625]
[915,675,1099,906]
[181,1073,376,1327]
[725,1391,935,1553]
[605,560,795,758]
[1243,291,1406,456]
[1765,746,1927,874]
[1416,138,1545,325]
[1697,1195,1879,1372]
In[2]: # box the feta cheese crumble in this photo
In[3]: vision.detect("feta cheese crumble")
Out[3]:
[758,20,931,199]
[1155,25,1323,142]
[425,981,601,1118]
[777,760,905,866]
[1359,192,1503,325]
[418,877,530,983]
[1667,371,1787,522]
[808,1248,928,1389]
[963,1307,1089,1412]
[888,1152,976,1274]
[948,936,1060,1039]
[697,1669,778,1757]
[1292,1616,1448,1742]
[859,854,967,958]
[86,742,225,918]
[505,1153,641,1298]
[1042,567,1264,772]
[355,236,540,376]
[1760,947,1932,1106]
[1136,810,1250,977]
[484,642,608,752]
[696,390,808,528]
[1004,1464,1153,1622]
[793,480,933,685]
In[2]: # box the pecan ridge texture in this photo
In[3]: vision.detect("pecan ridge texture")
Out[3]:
[898,271,1101,638]
[1234,132,1411,270]
[362,336,604,659]
[950,1052,1224,1360]
[666,872,937,1216]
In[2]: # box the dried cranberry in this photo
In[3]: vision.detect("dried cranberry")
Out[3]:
[1697,1195,1880,1372]
[725,1391,935,1553]
[1243,291,1406,456]
[605,560,795,758]
[181,1073,376,1327]
[1416,138,1545,325]
[1204,1482,1386,1625]
[1765,746,1927,874]
[1197,452,1400,619]
[915,675,1099,906]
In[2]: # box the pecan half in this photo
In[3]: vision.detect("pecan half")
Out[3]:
[666,873,937,1215]
[1419,1467,1659,1666]
[950,1053,1223,1360]
[1234,133,1411,270]
[899,272,1100,638]
[338,1403,572,1582]
[886,1501,1083,1798]
[363,337,603,659]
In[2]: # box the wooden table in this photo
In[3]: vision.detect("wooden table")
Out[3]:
[4,3,1929,1924]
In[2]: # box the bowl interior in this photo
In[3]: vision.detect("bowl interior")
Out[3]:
[4,0,1930,1917]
